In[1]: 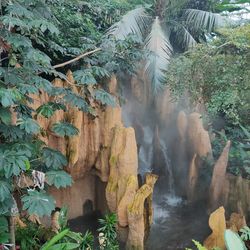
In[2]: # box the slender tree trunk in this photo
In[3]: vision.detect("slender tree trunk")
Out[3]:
[9,215,16,250]
[155,0,169,19]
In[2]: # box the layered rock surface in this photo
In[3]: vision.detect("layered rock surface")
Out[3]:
[32,71,154,249]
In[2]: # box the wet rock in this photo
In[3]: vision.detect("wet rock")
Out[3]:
[127,174,158,250]
[177,111,187,142]
[222,173,250,221]
[106,126,138,215]
[227,213,246,232]
[187,154,198,201]
[187,112,212,158]
[204,206,226,250]
[209,141,231,212]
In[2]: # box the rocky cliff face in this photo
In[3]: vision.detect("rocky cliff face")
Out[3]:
[156,88,250,222]
[32,71,155,249]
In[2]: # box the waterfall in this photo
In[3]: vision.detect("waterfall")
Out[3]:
[159,139,175,195]
[138,125,153,176]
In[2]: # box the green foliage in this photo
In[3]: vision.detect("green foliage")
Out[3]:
[240,226,250,241]
[212,125,250,178]
[36,102,66,118]
[42,147,67,170]
[0,216,9,244]
[16,222,42,250]
[58,206,68,230]
[52,122,79,137]
[95,90,116,107]
[166,24,250,126]
[0,180,11,202]
[41,229,70,250]
[46,171,72,189]
[225,229,247,250]
[21,190,55,217]
[186,239,208,250]
[81,231,94,250]
[98,213,119,250]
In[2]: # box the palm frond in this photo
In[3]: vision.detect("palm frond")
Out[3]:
[144,17,172,94]
[106,7,148,40]
[170,22,197,49]
[185,9,227,33]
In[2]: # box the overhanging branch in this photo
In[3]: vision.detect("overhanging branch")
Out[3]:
[53,48,101,69]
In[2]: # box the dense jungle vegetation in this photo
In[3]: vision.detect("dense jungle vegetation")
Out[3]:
[0,0,249,249]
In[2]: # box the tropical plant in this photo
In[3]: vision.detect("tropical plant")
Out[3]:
[240,226,250,241]
[0,1,141,248]
[98,213,119,250]
[185,240,209,250]
[225,229,247,250]
[107,0,229,93]
[15,222,47,250]
[0,217,9,245]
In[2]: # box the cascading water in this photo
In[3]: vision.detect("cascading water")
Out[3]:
[122,87,210,249]
[138,125,154,176]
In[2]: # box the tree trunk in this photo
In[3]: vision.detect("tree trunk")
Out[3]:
[9,216,16,250]
[155,0,169,19]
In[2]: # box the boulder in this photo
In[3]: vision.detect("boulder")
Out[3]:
[187,154,198,201]
[209,141,231,212]
[187,112,212,158]
[127,174,158,250]
[227,213,246,232]
[204,206,226,250]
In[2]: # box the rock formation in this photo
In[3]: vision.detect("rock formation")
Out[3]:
[127,174,158,250]
[175,111,213,200]
[204,206,226,250]
[187,154,198,201]
[227,213,246,232]
[187,112,212,159]
[209,141,231,212]
[31,71,156,248]
[222,173,250,221]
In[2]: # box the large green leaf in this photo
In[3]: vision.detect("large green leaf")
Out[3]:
[46,170,72,189]
[21,190,55,217]
[95,89,116,107]
[17,118,40,134]
[41,229,69,250]
[0,124,25,140]
[73,69,97,85]
[91,66,110,78]
[225,229,247,250]
[0,197,13,215]
[0,216,9,244]
[0,107,11,125]
[0,181,11,202]
[26,48,51,66]
[36,102,66,118]
[5,33,32,49]
[64,92,89,112]
[0,149,29,178]
[47,243,80,250]
[42,147,67,169]
[0,88,22,107]
[7,3,34,19]
[52,122,79,137]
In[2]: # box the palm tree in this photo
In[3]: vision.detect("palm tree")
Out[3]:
[106,0,228,94]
